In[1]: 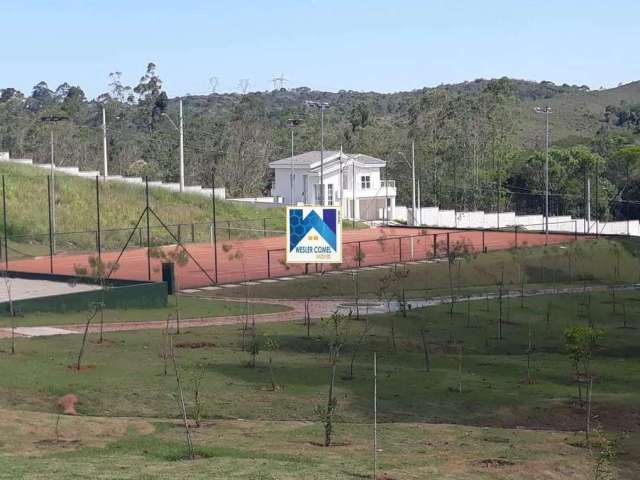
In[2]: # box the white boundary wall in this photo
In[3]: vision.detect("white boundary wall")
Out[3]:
[391,203,640,238]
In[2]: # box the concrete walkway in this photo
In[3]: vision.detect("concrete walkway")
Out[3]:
[1,283,638,339]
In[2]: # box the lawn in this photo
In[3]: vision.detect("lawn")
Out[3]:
[0,295,290,328]
[0,413,601,480]
[0,288,638,477]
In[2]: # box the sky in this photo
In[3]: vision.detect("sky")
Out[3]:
[1,0,639,99]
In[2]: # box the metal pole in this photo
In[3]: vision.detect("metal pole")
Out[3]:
[96,176,101,265]
[320,106,324,206]
[352,159,356,228]
[2,175,8,271]
[385,164,389,225]
[417,179,421,225]
[545,109,550,242]
[411,141,416,226]
[102,106,108,177]
[211,171,218,284]
[290,127,294,205]
[47,176,54,274]
[373,351,377,480]
[145,176,151,281]
[50,130,56,254]
[267,250,271,278]
[179,98,185,192]
[339,147,343,213]
[586,177,591,233]
[594,162,600,237]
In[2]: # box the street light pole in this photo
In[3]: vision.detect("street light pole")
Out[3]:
[412,141,416,226]
[535,106,552,241]
[102,106,108,178]
[40,114,67,254]
[179,98,184,192]
[162,100,185,192]
[305,100,330,206]
[287,119,301,205]
[397,148,416,226]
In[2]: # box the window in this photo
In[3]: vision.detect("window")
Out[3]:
[386,197,392,207]
[342,172,349,190]
[327,184,334,205]
[361,175,371,189]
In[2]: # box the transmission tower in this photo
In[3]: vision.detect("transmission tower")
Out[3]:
[208,76,219,93]
[238,79,250,94]
[272,73,287,90]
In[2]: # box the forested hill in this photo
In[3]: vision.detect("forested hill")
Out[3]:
[1,67,640,219]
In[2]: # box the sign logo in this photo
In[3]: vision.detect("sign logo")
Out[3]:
[286,206,342,263]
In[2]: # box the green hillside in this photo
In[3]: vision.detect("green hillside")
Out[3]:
[0,162,284,255]
[2,71,640,214]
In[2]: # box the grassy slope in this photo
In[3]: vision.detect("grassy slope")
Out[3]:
[0,295,290,328]
[0,290,638,477]
[0,162,365,256]
[0,162,285,251]
[213,238,640,299]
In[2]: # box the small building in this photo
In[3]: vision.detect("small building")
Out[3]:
[269,150,396,221]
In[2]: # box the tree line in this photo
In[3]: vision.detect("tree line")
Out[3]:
[1,64,639,219]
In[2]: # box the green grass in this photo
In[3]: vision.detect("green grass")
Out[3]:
[1,291,638,426]
[214,238,640,299]
[0,288,638,477]
[0,415,601,479]
[0,295,290,328]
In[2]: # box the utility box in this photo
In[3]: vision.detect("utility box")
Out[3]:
[162,262,176,295]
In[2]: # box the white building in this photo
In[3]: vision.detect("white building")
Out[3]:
[269,150,396,221]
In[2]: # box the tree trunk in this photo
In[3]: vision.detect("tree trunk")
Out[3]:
[420,328,431,372]
[324,347,339,447]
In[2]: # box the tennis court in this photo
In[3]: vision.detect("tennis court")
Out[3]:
[5,226,587,289]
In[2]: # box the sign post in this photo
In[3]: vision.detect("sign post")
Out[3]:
[286,206,342,264]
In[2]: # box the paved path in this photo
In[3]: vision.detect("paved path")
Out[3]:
[2,283,638,339]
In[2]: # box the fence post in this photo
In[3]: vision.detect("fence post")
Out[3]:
[398,237,402,263]
[145,176,151,282]
[482,230,486,253]
[227,220,231,240]
[191,223,195,243]
[575,220,578,241]
[433,233,437,258]
[446,232,450,257]
[95,176,101,265]
[47,176,54,274]
[139,228,143,247]
[211,170,219,284]
[263,218,267,238]
[358,241,362,268]
[514,226,518,249]
[2,175,8,271]
[267,249,271,278]
[177,224,182,243]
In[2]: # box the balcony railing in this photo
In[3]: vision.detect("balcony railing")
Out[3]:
[380,180,396,188]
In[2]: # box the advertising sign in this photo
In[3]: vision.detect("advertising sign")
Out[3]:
[286,206,342,263]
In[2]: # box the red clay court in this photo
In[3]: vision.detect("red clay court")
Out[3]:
[7,226,586,289]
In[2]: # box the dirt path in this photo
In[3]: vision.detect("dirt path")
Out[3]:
[0,298,343,339]
[2,283,637,339]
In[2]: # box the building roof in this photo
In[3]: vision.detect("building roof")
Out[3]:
[269,150,339,167]
[269,150,385,168]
